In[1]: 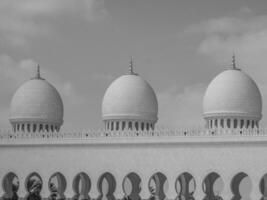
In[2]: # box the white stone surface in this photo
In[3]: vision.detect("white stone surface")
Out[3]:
[203,69,262,119]
[102,74,158,122]
[0,136,266,200]
[10,79,64,125]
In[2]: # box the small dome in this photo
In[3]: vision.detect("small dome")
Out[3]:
[203,69,262,120]
[102,74,158,122]
[10,77,64,126]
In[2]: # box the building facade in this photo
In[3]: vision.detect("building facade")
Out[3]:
[0,56,266,200]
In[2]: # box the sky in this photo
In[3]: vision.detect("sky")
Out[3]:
[0,0,267,130]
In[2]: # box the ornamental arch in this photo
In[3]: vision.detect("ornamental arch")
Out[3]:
[148,172,168,200]
[25,172,42,200]
[202,172,223,200]
[175,172,196,200]
[48,172,67,200]
[72,172,91,200]
[2,172,19,200]
[97,172,116,200]
[122,172,142,200]
[231,172,252,200]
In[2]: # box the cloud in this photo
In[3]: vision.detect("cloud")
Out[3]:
[0,0,107,46]
[91,72,115,83]
[0,54,37,83]
[186,11,267,82]
[157,84,206,128]
[0,55,37,128]
[61,82,85,106]
[186,15,267,36]
[184,10,267,126]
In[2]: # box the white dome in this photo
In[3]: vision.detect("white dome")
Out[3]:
[203,69,262,120]
[10,78,64,125]
[102,74,158,122]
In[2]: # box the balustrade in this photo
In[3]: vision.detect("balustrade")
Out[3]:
[0,128,266,140]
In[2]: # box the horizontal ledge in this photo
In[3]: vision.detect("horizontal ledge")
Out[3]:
[1,135,267,146]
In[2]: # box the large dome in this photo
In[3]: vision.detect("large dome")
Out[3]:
[102,74,158,122]
[10,73,64,128]
[203,69,262,120]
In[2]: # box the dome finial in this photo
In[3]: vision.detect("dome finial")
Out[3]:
[231,53,240,70]
[32,64,44,80]
[36,64,41,79]
[129,56,134,75]
[232,53,236,69]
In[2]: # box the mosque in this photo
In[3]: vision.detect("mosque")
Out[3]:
[0,55,266,200]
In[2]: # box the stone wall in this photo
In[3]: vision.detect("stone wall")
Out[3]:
[0,134,266,200]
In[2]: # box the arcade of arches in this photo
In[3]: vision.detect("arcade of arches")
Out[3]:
[2,171,267,200]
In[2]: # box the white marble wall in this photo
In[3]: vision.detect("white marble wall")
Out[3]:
[0,136,266,200]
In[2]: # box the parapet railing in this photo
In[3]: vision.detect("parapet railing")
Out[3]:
[0,128,266,140]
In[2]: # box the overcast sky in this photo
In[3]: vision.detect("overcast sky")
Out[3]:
[0,0,267,130]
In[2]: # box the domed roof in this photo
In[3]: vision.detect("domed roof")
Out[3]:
[10,67,64,125]
[203,64,262,120]
[102,68,158,122]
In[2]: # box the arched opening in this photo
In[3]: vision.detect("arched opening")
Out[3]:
[2,172,19,200]
[202,172,223,200]
[72,172,91,200]
[231,172,252,200]
[220,119,224,128]
[111,122,114,131]
[246,120,250,128]
[122,172,141,200]
[33,124,37,133]
[252,121,255,129]
[175,172,195,200]
[146,123,149,131]
[116,122,119,131]
[141,123,144,131]
[97,172,116,200]
[27,124,30,132]
[135,122,139,131]
[122,122,126,130]
[25,172,42,200]
[22,124,25,132]
[227,119,231,128]
[151,123,154,130]
[234,119,238,129]
[149,172,168,200]
[39,124,43,132]
[260,173,267,200]
[51,125,54,132]
[45,124,49,132]
[215,119,218,128]
[129,122,132,130]
[48,172,67,200]
[240,120,244,129]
